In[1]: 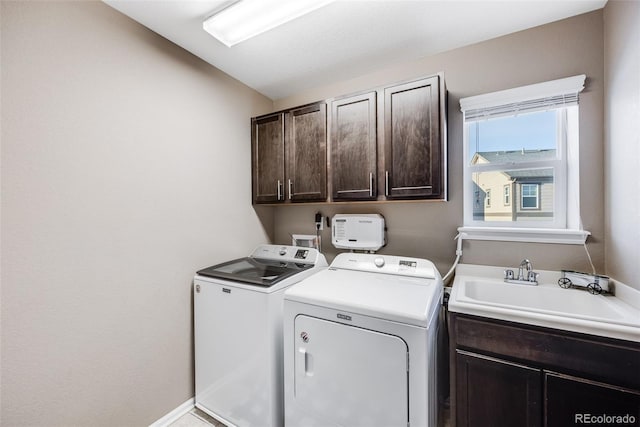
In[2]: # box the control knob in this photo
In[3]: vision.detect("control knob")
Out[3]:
[279,247,287,256]
[374,257,385,268]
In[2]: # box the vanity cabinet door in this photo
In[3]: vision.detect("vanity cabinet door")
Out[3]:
[456,350,542,427]
[252,113,285,204]
[545,372,640,427]
[331,92,377,200]
[383,76,443,199]
[285,103,327,202]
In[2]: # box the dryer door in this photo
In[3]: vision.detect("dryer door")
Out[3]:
[294,315,408,427]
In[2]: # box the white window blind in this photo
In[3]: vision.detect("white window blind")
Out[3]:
[464,93,580,121]
[460,74,586,121]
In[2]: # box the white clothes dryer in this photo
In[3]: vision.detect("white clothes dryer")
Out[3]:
[283,253,443,427]
[194,245,327,427]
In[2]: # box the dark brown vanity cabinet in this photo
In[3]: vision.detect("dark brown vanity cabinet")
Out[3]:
[384,76,444,199]
[251,113,285,204]
[449,313,640,427]
[331,92,377,200]
[455,350,542,427]
[545,372,640,427]
[251,103,327,204]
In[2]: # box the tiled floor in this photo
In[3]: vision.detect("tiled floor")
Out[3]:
[170,406,451,427]
[169,408,224,427]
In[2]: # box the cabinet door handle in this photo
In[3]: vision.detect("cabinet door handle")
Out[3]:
[277,180,282,200]
[288,179,293,200]
[369,172,373,197]
[385,171,389,196]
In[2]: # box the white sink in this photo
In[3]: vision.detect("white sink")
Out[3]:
[449,264,640,342]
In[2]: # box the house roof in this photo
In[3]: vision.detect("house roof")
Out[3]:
[475,149,556,163]
[473,149,556,180]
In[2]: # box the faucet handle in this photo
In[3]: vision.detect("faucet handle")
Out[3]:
[504,269,515,280]
[527,271,538,282]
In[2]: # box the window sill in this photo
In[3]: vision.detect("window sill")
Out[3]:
[457,226,590,245]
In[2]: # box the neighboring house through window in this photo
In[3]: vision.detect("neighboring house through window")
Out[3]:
[458,75,590,244]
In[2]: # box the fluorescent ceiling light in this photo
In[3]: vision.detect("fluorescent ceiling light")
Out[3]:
[203,0,336,47]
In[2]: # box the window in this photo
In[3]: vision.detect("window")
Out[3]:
[467,108,565,225]
[503,185,510,206]
[521,183,539,209]
[458,75,590,244]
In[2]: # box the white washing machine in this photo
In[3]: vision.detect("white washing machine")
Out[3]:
[194,245,327,427]
[283,253,443,427]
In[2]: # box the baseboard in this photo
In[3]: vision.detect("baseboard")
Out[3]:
[149,397,195,427]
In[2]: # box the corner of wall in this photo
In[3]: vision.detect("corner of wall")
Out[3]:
[603,0,640,288]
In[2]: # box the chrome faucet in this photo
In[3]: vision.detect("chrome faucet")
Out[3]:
[504,259,539,285]
[518,259,532,281]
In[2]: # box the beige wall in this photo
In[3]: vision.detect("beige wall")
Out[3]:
[272,11,605,276]
[1,3,627,425]
[604,0,640,289]
[0,1,273,425]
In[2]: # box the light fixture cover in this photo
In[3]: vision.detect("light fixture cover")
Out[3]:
[203,0,335,47]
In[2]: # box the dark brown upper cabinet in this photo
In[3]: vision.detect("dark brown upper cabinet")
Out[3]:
[285,103,327,202]
[331,92,377,201]
[252,103,327,204]
[383,76,444,199]
[251,73,446,204]
[251,113,285,204]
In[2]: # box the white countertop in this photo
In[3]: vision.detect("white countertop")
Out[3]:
[449,264,640,342]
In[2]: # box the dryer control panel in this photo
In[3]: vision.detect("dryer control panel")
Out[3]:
[330,253,438,279]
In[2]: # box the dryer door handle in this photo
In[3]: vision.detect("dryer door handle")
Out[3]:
[298,347,313,377]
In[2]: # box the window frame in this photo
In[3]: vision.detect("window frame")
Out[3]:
[503,184,510,206]
[458,75,590,245]
[520,183,540,210]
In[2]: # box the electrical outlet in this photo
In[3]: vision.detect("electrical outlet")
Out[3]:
[315,212,323,231]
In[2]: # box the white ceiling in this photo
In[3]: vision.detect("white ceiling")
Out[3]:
[104,0,607,100]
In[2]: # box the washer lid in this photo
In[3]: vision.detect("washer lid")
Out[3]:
[195,245,327,289]
[284,268,442,327]
[197,257,313,287]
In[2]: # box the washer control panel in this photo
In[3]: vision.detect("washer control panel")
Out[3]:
[295,249,310,260]
[251,245,320,264]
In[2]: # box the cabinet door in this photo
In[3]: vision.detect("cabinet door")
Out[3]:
[384,76,443,199]
[456,350,542,427]
[285,103,327,202]
[331,92,377,200]
[252,113,285,204]
[545,372,640,427]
